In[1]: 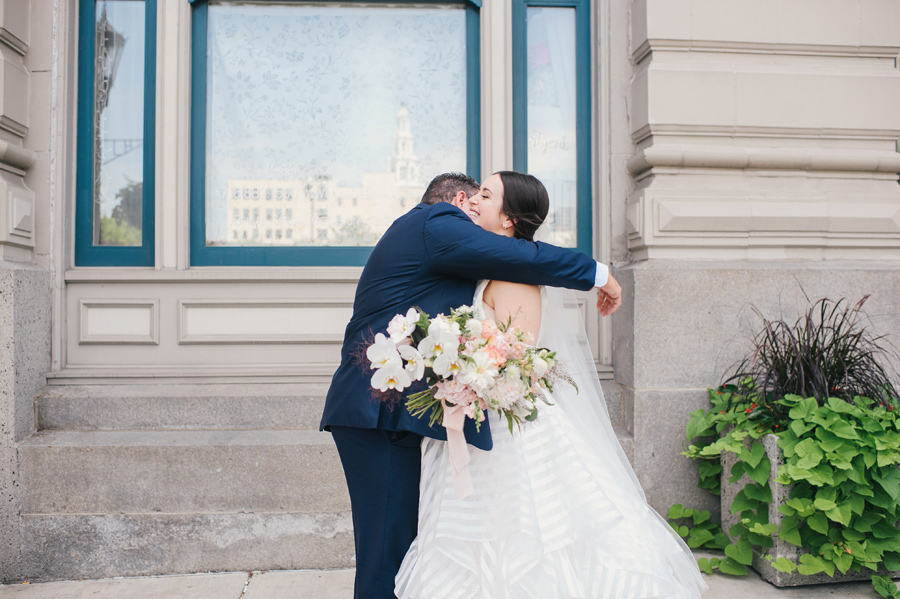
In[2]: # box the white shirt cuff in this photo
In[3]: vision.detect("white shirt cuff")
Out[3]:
[594,261,609,288]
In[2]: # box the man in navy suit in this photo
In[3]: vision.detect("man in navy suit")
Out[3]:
[320,172,621,599]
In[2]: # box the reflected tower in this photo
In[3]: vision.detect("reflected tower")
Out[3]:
[390,106,420,187]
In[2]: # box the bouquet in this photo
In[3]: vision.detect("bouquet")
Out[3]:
[366,305,571,434]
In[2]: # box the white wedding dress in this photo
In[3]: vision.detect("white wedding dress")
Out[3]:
[395,281,708,599]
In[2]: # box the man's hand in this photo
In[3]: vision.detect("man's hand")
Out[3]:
[597,273,622,317]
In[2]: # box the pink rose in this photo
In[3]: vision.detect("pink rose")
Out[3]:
[481,319,499,339]
[434,379,478,407]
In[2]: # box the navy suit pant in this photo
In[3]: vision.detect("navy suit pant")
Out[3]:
[330,426,423,599]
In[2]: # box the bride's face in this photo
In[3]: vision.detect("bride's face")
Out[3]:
[471,174,514,237]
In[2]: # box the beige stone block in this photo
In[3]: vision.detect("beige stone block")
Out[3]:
[0,57,29,136]
[735,72,823,130]
[25,71,49,152]
[642,0,692,44]
[631,388,720,518]
[0,55,29,135]
[24,150,48,257]
[25,0,52,73]
[630,0,649,55]
[0,0,30,49]
[630,70,650,134]
[819,72,900,132]
[648,67,736,128]
[776,0,860,47]
[734,69,900,132]
[860,0,900,47]
[690,0,779,45]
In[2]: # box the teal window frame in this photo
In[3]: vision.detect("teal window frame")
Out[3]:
[189,0,481,267]
[512,0,591,256]
[75,0,157,267]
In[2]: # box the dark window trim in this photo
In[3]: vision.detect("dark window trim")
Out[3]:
[512,0,592,256]
[189,0,481,267]
[75,0,157,267]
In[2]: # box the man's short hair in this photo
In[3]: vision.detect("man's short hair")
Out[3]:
[420,172,479,205]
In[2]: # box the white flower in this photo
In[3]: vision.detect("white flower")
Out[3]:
[432,353,461,377]
[458,350,500,397]
[366,333,401,369]
[417,333,459,362]
[465,318,483,338]
[387,308,419,343]
[429,315,461,340]
[532,356,549,377]
[371,361,412,392]
[399,345,425,381]
[486,376,524,410]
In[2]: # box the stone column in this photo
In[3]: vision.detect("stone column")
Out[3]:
[619,0,900,516]
[0,0,51,583]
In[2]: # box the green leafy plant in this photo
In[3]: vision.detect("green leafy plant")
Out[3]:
[667,504,729,550]
[674,296,900,595]
[872,574,900,598]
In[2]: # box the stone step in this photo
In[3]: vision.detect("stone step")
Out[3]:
[17,428,354,582]
[20,429,349,513]
[19,511,355,583]
[37,382,628,434]
[35,384,329,431]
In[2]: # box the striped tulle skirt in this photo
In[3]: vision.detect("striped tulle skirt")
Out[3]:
[395,403,707,599]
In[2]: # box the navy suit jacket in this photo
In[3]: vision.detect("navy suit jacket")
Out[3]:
[319,202,597,451]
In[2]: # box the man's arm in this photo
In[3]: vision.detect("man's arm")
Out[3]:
[424,204,596,292]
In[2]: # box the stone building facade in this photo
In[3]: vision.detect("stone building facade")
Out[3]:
[1,0,898,583]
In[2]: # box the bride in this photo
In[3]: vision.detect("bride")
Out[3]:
[394,171,708,598]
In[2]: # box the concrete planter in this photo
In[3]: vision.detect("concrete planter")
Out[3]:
[721,433,900,587]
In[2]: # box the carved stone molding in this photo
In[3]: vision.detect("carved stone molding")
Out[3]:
[177,299,353,345]
[627,146,900,177]
[79,300,161,345]
[0,174,34,251]
[632,39,900,65]
[626,191,900,259]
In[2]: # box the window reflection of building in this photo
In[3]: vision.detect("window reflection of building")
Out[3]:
[225,107,425,247]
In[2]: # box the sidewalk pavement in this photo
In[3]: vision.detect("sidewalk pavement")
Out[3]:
[0,564,891,598]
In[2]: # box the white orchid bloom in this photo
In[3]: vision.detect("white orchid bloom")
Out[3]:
[418,333,459,362]
[371,361,412,392]
[432,353,461,377]
[366,333,401,369]
[386,308,419,343]
[399,345,425,381]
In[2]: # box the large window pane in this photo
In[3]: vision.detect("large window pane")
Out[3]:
[204,3,467,248]
[93,0,146,246]
[526,7,577,248]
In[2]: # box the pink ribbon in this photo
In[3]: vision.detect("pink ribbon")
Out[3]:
[441,398,473,500]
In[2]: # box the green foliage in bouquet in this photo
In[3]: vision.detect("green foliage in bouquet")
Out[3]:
[669,296,900,594]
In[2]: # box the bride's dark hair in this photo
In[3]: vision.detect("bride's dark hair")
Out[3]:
[495,171,549,242]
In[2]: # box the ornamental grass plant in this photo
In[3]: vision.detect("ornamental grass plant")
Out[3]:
[670,296,900,597]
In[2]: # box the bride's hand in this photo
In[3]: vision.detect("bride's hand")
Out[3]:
[597,274,622,317]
